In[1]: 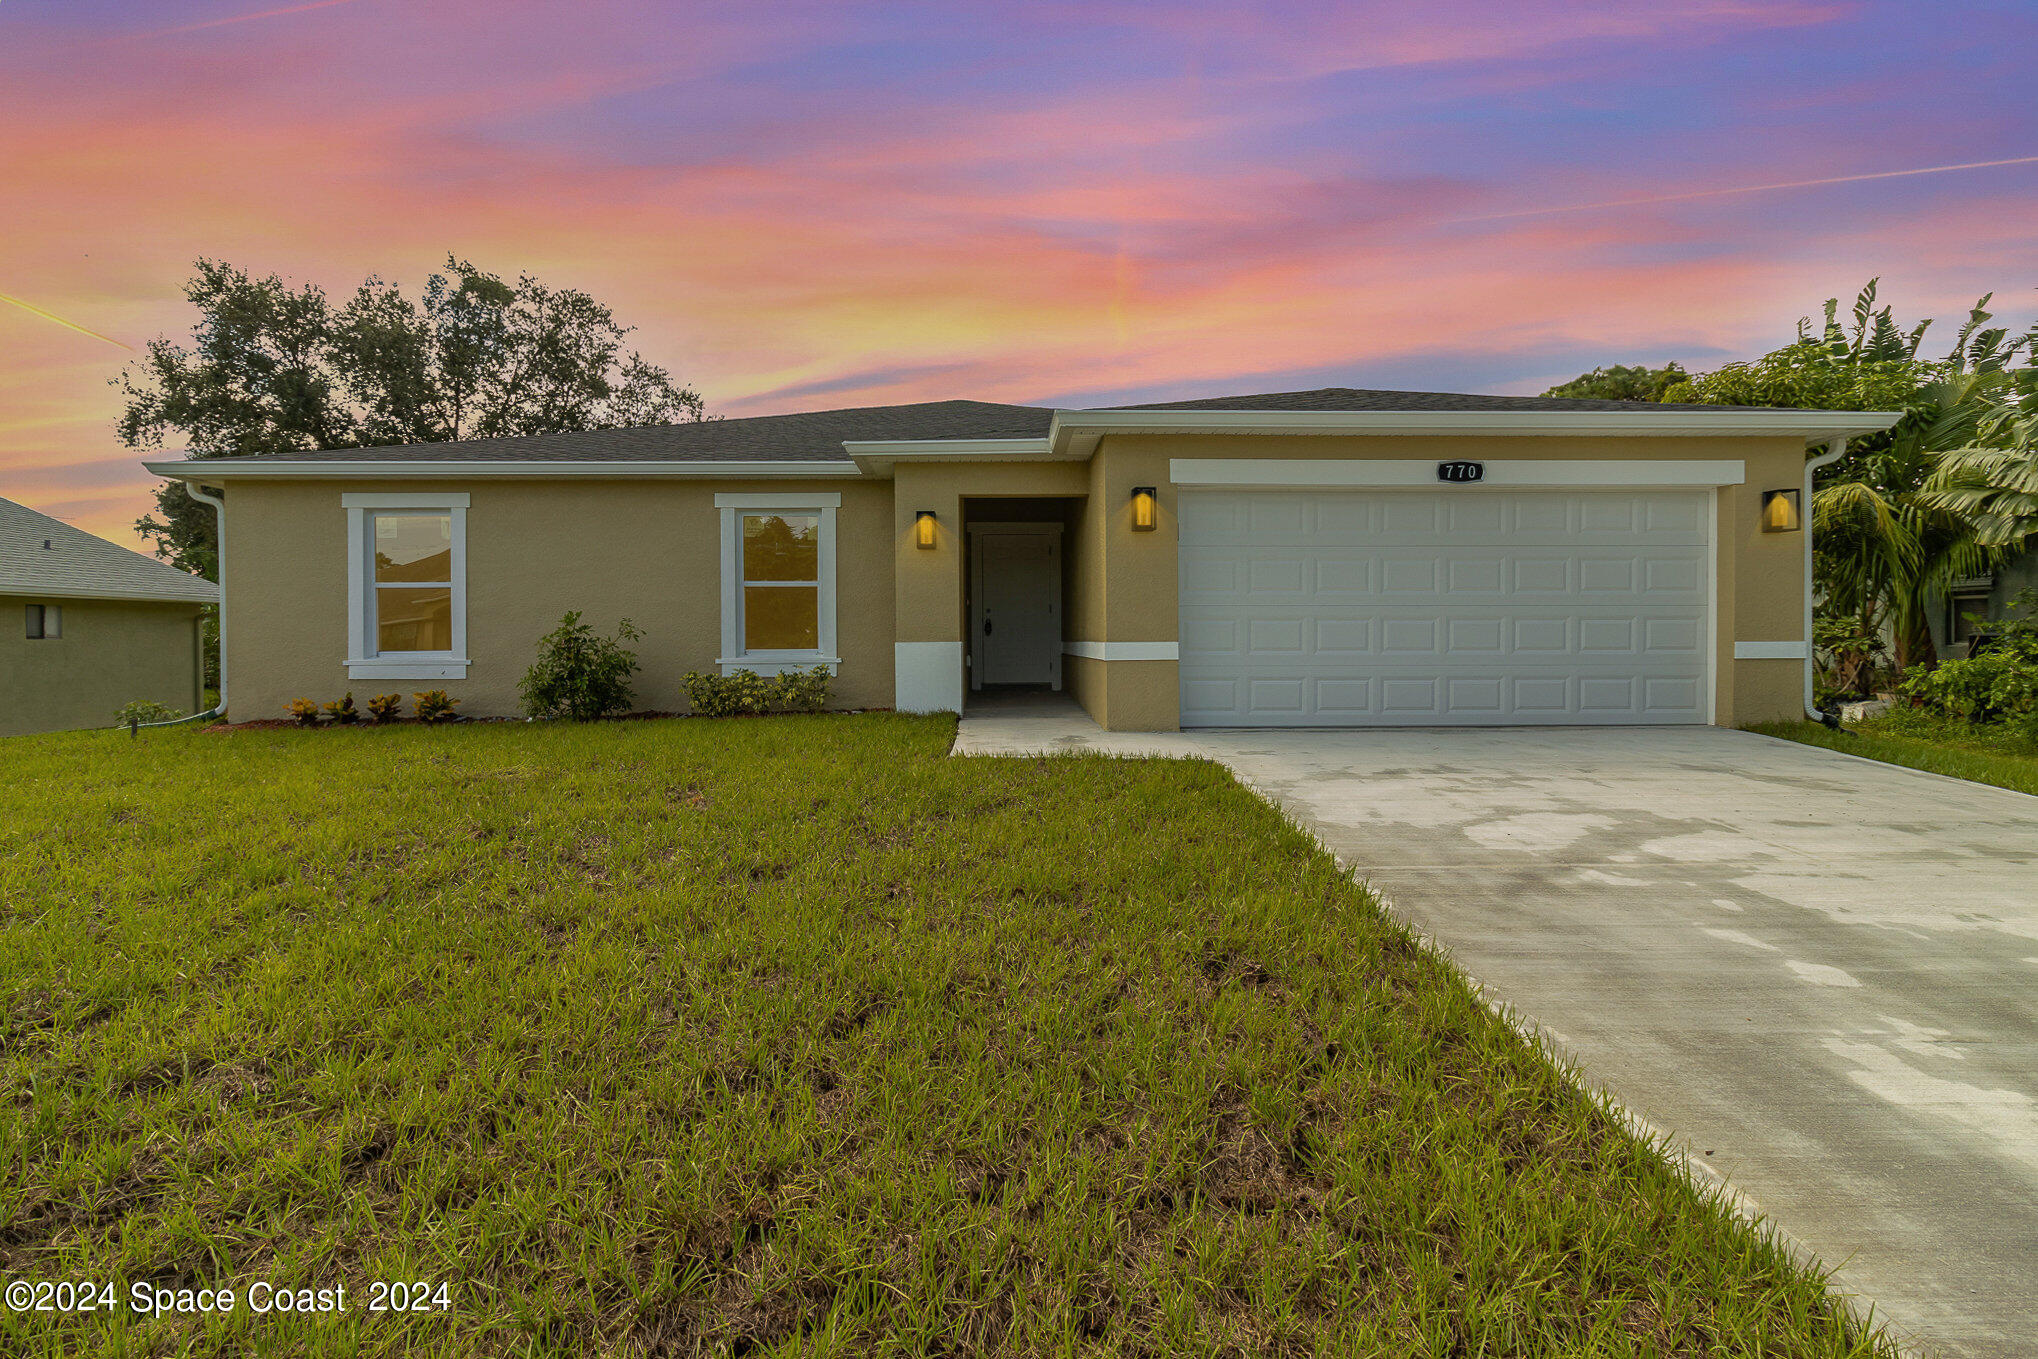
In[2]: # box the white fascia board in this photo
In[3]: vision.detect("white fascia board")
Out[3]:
[143,459,861,480]
[1169,458,1747,489]
[0,580,217,605]
[1050,407,1903,457]
[841,437,1058,477]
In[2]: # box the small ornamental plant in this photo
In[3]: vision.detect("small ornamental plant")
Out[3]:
[413,690,460,723]
[285,698,322,727]
[519,611,643,721]
[682,666,832,717]
[323,692,360,725]
[113,699,183,729]
[367,693,403,722]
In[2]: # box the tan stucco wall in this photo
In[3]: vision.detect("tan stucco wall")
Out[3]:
[222,478,892,721]
[217,432,1817,731]
[1,593,204,737]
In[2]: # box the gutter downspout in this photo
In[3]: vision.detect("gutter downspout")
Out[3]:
[133,481,226,730]
[1804,437,1850,727]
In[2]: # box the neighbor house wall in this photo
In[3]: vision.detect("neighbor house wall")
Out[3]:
[221,478,894,721]
[1,593,205,737]
[1081,432,1814,730]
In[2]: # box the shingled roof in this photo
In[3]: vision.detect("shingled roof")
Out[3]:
[150,385,1819,469]
[0,497,218,604]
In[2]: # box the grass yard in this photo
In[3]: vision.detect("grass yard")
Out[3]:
[1750,714,2038,796]
[2,716,1888,1357]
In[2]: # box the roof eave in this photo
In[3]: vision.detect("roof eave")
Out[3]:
[839,437,1059,476]
[1046,408,1905,458]
[143,459,864,480]
[0,579,217,605]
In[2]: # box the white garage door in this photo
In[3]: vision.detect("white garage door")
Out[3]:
[1177,488,1710,726]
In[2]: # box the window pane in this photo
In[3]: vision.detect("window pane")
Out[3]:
[742,514,818,582]
[375,514,453,583]
[377,586,453,652]
[744,585,818,650]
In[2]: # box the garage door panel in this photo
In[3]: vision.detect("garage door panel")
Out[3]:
[1178,488,1710,726]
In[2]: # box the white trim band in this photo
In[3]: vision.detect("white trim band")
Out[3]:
[345,659,471,680]
[1735,640,1808,660]
[715,491,841,508]
[1168,458,1747,489]
[342,492,471,508]
[1063,640,1179,662]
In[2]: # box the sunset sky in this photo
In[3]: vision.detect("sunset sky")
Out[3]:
[4,0,2034,551]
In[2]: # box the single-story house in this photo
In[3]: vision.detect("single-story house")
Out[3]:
[144,388,1899,731]
[1,495,218,737]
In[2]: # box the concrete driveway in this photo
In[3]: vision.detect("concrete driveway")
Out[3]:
[957,709,2038,1356]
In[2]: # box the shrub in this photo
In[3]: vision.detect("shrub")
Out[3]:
[519,611,644,721]
[367,692,403,722]
[774,665,833,713]
[1901,648,2038,724]
[285,698,322,726]
[113,699,183,728]
[682,666,832,717]
[323,692,360,725]
[413,690,460,723]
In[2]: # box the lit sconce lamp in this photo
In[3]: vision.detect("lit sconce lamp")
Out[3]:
[915,509,937,548]
[1761,488,1802,533]
[1131,486,1158,532]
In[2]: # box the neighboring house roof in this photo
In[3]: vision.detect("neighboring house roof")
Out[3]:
[0,497,218,604]
[141,385,1904,479]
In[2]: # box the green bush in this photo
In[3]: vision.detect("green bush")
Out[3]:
[413,690,460,723]
[1901,590,2038,728]
[113,699,183,728]
[682,666,832,717]
[323,692,360,725]
[774,665,833,713]
[519,611,644,721]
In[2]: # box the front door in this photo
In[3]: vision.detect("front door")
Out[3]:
[973,531,1061,687]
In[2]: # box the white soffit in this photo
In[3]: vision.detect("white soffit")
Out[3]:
[143,459,862,480]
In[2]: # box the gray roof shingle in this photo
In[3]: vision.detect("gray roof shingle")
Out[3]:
[149,385,1818,470]
[0,497,218,604]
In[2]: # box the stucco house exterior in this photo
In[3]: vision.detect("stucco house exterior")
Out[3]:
[1,496,218,737]
[144,388,1899,731]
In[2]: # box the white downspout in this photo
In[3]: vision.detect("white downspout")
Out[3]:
[1803,436,1849,724]
[131,480,227,730]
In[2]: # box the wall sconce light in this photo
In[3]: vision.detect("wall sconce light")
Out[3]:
[915,509,937,548]
[1131,486,1157,532]
[1761,488,1802,533]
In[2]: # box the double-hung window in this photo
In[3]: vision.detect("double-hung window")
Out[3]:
[344,493,469,680]
[716,493,838,675]
[25,604,60,639]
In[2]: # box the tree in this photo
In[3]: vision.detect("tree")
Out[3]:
[120,257,707,576]
[1922,352,2038,549]
[1665,280,2032,683]
[1540,363,1689,402]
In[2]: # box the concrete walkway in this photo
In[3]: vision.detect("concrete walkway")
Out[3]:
[956,697,2038,1357]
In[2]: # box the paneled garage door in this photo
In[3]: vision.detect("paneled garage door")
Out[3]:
[1177,488,1711,726]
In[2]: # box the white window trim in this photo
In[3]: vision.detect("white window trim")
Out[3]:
[716,494,838,677]
[343,492,470,681]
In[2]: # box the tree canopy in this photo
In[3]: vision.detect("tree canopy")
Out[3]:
[121,257,707,576]
[1539,363,1688,402]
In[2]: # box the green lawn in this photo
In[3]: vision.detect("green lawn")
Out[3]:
[1750,714,2038,796]
[2,717,1888,1356]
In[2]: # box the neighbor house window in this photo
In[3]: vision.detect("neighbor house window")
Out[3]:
[343,493,469,681]
[1947,582,1994,650]
[25,604,60,639]
[716,493,838,676]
